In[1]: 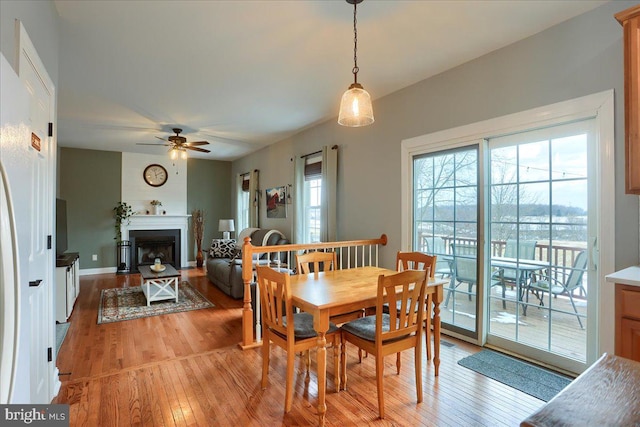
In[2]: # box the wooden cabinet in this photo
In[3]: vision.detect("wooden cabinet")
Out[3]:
[615,283,640,361]
[56,252,80,323]
[616,6,640,194]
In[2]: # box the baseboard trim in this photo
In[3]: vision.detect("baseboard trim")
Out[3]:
[80,267,117,276]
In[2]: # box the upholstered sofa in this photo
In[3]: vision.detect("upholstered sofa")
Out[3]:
[205,228,289,299]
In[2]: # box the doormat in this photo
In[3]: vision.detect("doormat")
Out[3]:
[457,349,572,402]
[98,281,214,324]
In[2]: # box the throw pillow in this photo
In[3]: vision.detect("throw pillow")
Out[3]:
[210,238,237,258]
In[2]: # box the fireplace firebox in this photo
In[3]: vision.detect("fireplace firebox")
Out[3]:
[129,229,181,271]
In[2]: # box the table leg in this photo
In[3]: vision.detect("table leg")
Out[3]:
[174,278,179,303]
[316,331,327,426]
[433,287,442,376]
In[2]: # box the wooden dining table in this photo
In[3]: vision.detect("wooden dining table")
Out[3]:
[288,266,448,426]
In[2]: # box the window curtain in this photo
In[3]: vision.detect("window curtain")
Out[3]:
[236,174,245,232]
[292,145,338,243]
[248,169,259,228]
[321,145,338,242]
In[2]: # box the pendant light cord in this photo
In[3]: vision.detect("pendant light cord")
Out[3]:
[352,1,359,84]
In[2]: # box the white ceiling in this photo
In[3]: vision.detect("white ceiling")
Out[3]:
[53,0,607,161]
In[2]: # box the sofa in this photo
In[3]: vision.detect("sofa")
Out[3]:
[205,228,290,299]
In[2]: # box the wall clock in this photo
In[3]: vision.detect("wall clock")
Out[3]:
[143,164,168,187]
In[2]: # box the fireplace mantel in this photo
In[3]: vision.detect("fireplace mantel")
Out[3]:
[121,215,191,268]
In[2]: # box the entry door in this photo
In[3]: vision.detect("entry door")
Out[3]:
[485,119,596,374]
[16,22,58,403]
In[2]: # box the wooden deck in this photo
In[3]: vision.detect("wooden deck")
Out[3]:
[442,284,587,361]
[54,268,548,426]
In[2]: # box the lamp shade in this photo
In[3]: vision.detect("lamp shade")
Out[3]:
[338,83,374,127]
[218,219,235,239]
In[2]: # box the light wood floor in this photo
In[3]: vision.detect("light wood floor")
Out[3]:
[53,268,546,426]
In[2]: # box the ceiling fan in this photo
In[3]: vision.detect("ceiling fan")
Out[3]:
[137,128,211,156]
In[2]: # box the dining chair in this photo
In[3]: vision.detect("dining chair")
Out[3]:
[527,250,587,329]
[296,250,365,362]
[390,251,436,363]
[340,269,428,419]
[255,265,341,413]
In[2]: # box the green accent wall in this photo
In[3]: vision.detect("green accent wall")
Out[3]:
[186,158,232,262]
[59,148,121,269]
[58,149,233,269]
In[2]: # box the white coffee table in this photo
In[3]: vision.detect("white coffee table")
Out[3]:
[138,264,180,306]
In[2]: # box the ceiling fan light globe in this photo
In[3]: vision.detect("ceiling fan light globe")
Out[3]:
[338,85,374,127]
[181,150,188,160]
[170,149,178,160]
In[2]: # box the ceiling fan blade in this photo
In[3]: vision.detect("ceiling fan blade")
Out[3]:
[186,146,211,153]
[136,142,171,146]
[186,141,210,146]
[155,136,169,142]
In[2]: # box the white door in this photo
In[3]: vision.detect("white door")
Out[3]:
[0,53,30,404]
[15,21,58,403]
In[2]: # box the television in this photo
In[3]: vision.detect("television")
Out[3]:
[56,198,68,257]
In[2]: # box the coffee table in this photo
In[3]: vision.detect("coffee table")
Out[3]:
[138,264,180,306]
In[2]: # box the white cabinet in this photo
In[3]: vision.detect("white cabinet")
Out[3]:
[56,253,79,323]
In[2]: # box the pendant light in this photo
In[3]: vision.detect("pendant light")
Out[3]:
[338,0,374,127]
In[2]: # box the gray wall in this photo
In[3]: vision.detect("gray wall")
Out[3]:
[186,158,232,261]
[58,148,233,269]
[59,148,122,269]
[232,0,639,271]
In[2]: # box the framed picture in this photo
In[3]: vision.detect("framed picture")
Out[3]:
[266,186,286,218]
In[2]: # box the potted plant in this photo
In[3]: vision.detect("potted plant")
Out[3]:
[113,202,133,241]
[150,199,162,215]
[192,209,205,268]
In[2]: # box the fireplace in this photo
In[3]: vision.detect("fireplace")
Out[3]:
[129,229,181,271]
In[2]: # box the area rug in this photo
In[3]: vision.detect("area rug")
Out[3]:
[457,349,572,402]
[56,322,70,357]
[97,281,214,324]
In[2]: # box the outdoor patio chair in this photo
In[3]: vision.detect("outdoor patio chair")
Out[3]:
[501,239,538,287]
[527,251,587,329]
[446,244,505,308]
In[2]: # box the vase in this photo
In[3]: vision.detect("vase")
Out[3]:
[151,205,159,215]
[196,246,204,268]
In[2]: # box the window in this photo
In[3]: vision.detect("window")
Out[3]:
[237,171,258,232]
[293,146,337,244]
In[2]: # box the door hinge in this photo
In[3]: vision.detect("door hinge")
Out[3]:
[47,347,53,362]
[47,235,52,249]
[48,122,53,137]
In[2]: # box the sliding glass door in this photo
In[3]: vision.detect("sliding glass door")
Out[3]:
[485,120,595,372]
[413,146,480,338]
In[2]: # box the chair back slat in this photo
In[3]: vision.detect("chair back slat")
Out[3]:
[396,251,436,278]
[256,265,293,337]
[296,251,337,275]
[377,270,428,342]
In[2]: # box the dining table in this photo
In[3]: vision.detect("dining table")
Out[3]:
[288,266,448,426]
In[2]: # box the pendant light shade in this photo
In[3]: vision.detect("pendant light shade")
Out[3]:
[338,83,374,127]
[338,0,374,127]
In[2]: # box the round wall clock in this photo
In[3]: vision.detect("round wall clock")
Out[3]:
[143,164,168,187]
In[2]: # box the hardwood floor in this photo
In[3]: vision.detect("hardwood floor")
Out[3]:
[54,268,544,426]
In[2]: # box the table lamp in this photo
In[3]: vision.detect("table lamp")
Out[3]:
[218,219,235,239]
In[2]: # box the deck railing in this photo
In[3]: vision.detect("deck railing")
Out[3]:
[419,234,588,296]
[239,234,388,349]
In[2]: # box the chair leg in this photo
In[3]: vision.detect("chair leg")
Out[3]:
[284,348,295,413]
[415,344,423,404]
[333,338,340,391]
[376,354,385,419]
[501,283,506,309]
[305,350,311,375]
[396,352,401,375]
[567,293,584,329]
[341,339,347,391]
[444,277,455,307]
[261,335,270,389]
[425,295,432,361]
